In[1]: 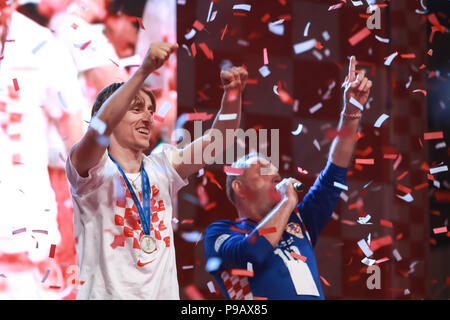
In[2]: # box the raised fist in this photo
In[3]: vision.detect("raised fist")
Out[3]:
[220,66,248,92]
[141,42,178,74]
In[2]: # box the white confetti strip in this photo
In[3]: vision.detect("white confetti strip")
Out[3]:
[206,2,214,22]
[232,4,251,11]
[258,65,271,78]
[349,97,364,111]
[357,239,373,257]
[313,139,321,151]
[184,29,197,40]
[393,249,402,261]
[357,214,373,225]
[361,257,375,266]
[309,102,323,114]
[90,116,106,135]
[322,31,330,41]
[268,21,284,36]
[351,0,363,6]
[397,193,414,203]
[405,75,413,88]
[293,39,316,55]
[291,124,303,136]
[384,51,398,66]
[374,114,389,128]
[218,113,238,121]
[374,35,390,43]
[333,181,349,191]
[303,22,311,37]
[207,281,216,293]
[430,165,448,174]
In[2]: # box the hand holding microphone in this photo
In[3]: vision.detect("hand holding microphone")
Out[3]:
[275,178,304,205]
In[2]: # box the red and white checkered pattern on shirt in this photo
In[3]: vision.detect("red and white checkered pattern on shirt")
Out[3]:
[220,270,254,300]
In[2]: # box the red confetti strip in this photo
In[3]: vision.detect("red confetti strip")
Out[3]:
[181,219,194,224]
[193,20,204,31]
[80,40,91,50]
[257,227,277,236]
[413,89,427,96]
[198,42,214,60]
[369,235,392,252]
[204,202,216,211]
[137,17,145,30]
[433,226,448,235]
[427,49,433,56]
[12,78,19,91]
[400,53,416,59]
[396,184,412,194]
[396,171,408,181]
[414,182,429,190]
[348,27,371,46]
[230,269,254,277]
[319,275,331,286]
[263,48,268,65]
[229,226,249,234]
[220,24,228,40]
[261,13,270,23]
[190,42,197,57]
[253,296,268,300]
[186,112,214,121]
[224,166,244,176]
[32,230,48,235]
[383,154,397,159]
[328,3,343,11]
[355,158,374,165]
[375,257,390,264]
[49,244,56,259]
[290,251,307,262]
[379,219,393,228]
[423,131,443,140]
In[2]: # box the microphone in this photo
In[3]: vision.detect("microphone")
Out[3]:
[293,182,305,192]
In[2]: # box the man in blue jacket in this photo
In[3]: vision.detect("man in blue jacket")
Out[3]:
[204,56,372,300]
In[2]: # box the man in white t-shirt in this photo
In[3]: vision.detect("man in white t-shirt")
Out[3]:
[66,41,248,299]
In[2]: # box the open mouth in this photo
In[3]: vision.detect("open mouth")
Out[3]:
[136,128,150,136]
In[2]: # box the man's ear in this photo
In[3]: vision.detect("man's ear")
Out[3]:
[232,179,244,201]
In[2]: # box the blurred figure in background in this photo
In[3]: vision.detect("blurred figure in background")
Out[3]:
[0,0,85,299]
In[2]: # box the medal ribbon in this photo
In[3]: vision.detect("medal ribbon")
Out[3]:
[108,153,151,235]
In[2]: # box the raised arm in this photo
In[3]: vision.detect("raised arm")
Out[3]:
[328,56,372,167]
[172,67,248,179]
[70,42,178,177]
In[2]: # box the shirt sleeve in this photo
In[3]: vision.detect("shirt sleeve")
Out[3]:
[65,148,109,197]
[204,221,274,271]
[296,161,348,247]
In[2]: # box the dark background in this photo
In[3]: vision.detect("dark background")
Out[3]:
[174,0,449,300]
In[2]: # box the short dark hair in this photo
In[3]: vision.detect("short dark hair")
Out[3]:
[225,152,270,205]
[91,82,156,119]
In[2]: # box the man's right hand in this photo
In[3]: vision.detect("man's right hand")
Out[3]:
[140,42,178,74]
[276,178,300,205]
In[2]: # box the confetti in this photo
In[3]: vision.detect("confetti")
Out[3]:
[186,112,214,121]
[355,158,374,165]
[384,51,398,66]
[80,40,92,50]
[41,269,50,283]
[309,102,323,114]
[412,89,427,96]
[374,114,389,128]
[291,124,303,136]
[232,4,251,11]
[218,113,238,121]
[258,65,271,77]
[393,249,402,261]
[328,3,343,11]
[380,219,393,228]
[433,226,447,235]
[357,214,372,224]
[12,78,19,91]
[357,239,373,257]
[257,227,277,236]
[290,251,307,262]
[397,193,413,203]
[348,27,371,46]
[206,281,216,293]
[198,42,214,60]
[375,257,390,264]
[49,244,56,259]
[333,181,348,191]
[303,22,311,37]
[185,29,196,40]
[351,0,363,6]
[361,257,375,266]
[349,97,364,111]
[319,275,331,287]
[12,228,26,235]
[374,35,390,43]
[268,21,284,35]
[429,165,448,175]
[423,131,443,140]
[293,39,316,55]
[263,48,269,65]
[230,269,254,277]
[154,102,172,122]
[224,166,244,176]
[137,17,145,30]
[193,20,204,31]
[182,265,194,270]
[32,40,48,54]
[405,75,413,88]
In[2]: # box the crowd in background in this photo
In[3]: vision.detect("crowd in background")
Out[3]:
[0,0,176,299]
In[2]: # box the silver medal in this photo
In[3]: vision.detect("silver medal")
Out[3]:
[140,235,156,254]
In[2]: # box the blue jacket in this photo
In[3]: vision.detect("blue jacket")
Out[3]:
[204,161,347,300]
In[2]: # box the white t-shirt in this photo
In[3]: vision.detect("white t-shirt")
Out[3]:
[0,12,83,261]
[66,144,188,299]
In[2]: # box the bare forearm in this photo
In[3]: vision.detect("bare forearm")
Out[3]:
[328,113,361,168]
[211,89,242,146]
[255,198,297,247]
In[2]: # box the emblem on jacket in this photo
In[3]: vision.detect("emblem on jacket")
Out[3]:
[285,222,304,239]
